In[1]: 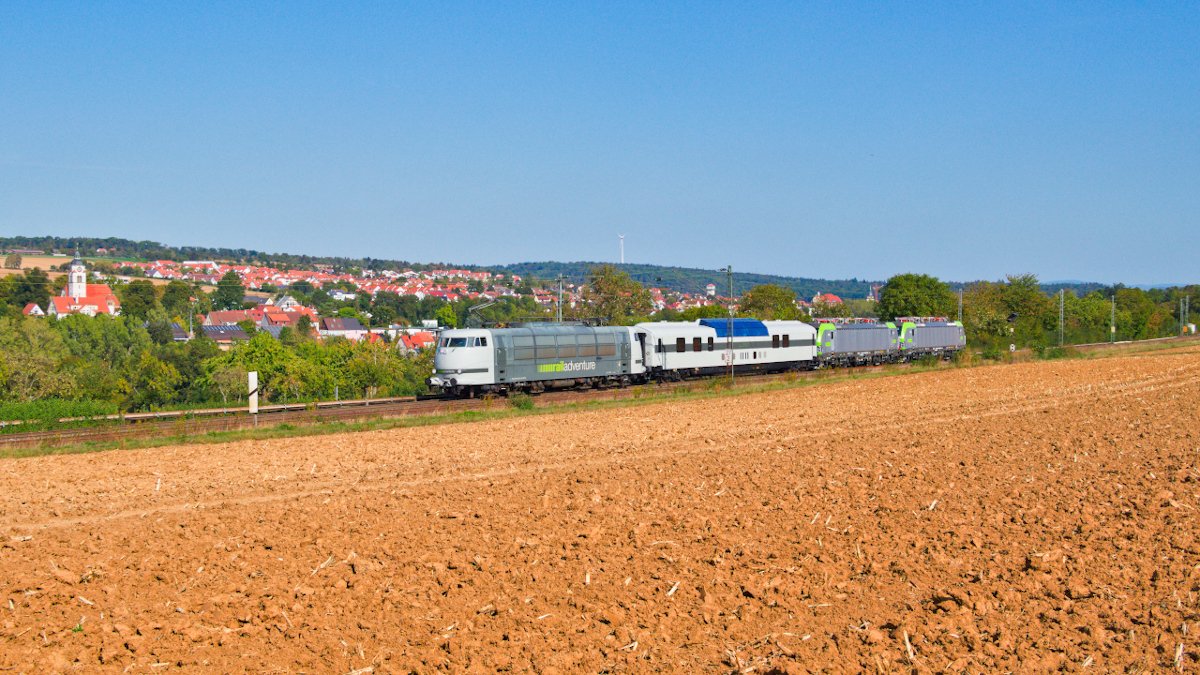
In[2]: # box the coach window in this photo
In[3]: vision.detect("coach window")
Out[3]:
[656,339,664,353]
[707,337,714,351]
[676,337,686,353]
[772,335,780,349]
[783,335,790,348]
[693,337,702,352]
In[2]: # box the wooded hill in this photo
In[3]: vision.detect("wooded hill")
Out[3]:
[0,235,1124,299]
[0,236,877,298]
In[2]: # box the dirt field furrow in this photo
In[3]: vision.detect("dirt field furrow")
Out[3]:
[2,349,1199,672]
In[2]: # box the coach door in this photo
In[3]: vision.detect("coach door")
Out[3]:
[620,336,632,373]
[495,336,508,382]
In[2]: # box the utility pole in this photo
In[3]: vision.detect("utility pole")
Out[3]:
[619,235,624,265]
[1110,295,1116,343]
[721,266,734,385]
[958,288,963,323]
[557,275,564,323]
[1059,289,1064,347]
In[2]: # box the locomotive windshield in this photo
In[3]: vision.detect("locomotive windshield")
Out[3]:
[441,337,468,348]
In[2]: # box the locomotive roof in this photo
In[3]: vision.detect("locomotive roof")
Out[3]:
[490,324,628,337]
[811,322,894,330]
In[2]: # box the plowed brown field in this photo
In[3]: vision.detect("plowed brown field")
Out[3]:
[3,347,1200,672]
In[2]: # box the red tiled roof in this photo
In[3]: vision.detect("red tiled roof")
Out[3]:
[205,310,254,325]
[400,332,436,350]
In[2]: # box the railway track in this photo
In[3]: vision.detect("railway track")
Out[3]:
[0,363,874,450]
[4,334,1196,451]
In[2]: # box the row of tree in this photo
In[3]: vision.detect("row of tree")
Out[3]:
[877,273,1195,352]
[1,263,1194,415]
[586,266,1196,353]
[0,314,434,413]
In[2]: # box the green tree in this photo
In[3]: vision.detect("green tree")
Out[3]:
[10,268,51,310]
[289,280,316,298]
[677,304,729,321]
[877,273,956,321]
[739,284,799,320]
[203,361,249,406]
[296,314,314,338]
[145,308,175,345]
[811,300,852,319]
[160,280,193,318]
[1000,274,1052,324]
[210,332,313,402]
[0,317,75,401]
[435,304,458,328]
[583,265,653,324]
[213,271,245,310]
[346,342,401,399]
[126,350,181,410]
[3,253,20,269]
[119,279,160,321]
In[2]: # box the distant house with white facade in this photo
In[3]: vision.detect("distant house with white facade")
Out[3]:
[319,317,368,341]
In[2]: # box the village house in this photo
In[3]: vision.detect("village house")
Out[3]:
[200,325,250,349]
[203,308,262,326]
[319,317,369,341]
[396,331,436,354]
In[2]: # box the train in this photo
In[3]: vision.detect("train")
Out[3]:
[426,317,965,398]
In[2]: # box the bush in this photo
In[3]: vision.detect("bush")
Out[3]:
[0,399,118,423]
[0,398,120,433]
[980,345,1003,361]
[507,392,534,410]
[706,376,732,391]
[1036,346,1079,361]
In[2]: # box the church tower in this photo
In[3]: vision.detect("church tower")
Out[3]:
[68,251,87,299]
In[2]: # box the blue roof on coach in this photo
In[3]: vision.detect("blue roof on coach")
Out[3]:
[699,318,769,337]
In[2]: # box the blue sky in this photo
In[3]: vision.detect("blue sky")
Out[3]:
[1,2,1196,283]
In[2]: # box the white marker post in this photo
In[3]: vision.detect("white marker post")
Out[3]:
[248,371,259,426]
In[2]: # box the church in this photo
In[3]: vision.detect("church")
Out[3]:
[47,253,121,318]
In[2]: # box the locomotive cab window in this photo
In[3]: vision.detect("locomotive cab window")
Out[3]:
[443,337,467,348]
